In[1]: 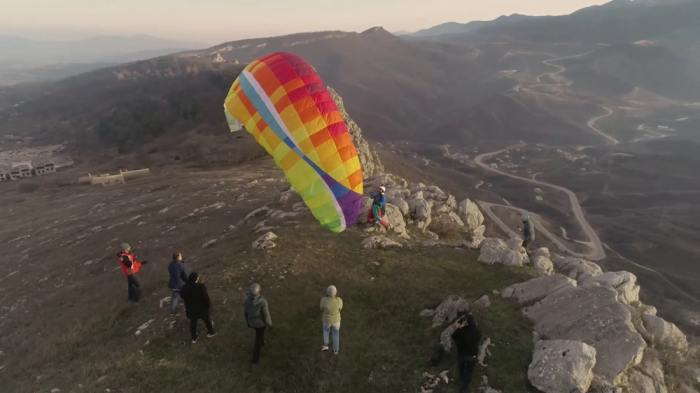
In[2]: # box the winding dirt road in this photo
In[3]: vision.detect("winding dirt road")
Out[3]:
[587,106,620,145]
[475,145,606,260]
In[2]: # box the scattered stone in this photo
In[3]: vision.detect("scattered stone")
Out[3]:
[492,290,500,295]
[136,319,155,334]
[361,236,402,249]
[420,309,436,317]
[478,337,492,366]
[159,207,171,214]
[252,232,277,250]
[503,274,576,304]
[201,239,217,249]
[642,314,688,351]
[224,225,236,232]
[534,247,550,258]
[159,297,171,309]
[126,215,141,223]
[474,295,490,307]
[51,389,61,393]
[244,206,269,221]
[528,340,596,393]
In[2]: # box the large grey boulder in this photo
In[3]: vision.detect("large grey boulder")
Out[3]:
[478,238,524,266]
[328,87,384,177]
[383,203,409,238]
[552,255,603,280]
[408,197,433,229]
[533,256,554,275]
[524,284,646,384]
[388,197,409,216]
[624,348,667,393]
[580,271,640,305]
[457,199,484,232]
[642,314,688,351]
[528,340,596,393]
[502,274,576,304]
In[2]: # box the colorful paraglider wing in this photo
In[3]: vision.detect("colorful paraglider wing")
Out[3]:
[224,106,243,132]
[223,53,363,233]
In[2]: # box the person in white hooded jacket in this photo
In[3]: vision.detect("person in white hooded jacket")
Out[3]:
[320,285,343,354]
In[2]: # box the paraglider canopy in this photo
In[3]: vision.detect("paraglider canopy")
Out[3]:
[223,53,364,233]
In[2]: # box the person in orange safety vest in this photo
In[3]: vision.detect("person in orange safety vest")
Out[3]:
[118,243,148,304]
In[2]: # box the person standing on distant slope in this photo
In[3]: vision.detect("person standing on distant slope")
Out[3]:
[451,313,482,393]
[167,252,191,315]
[320,285,343,355]
[520,214,536,258]
[117,243,148,304]
[180,272,216,343]
[244,283,273,368]
[367,186,389,229]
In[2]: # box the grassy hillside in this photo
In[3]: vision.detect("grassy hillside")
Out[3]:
[0,161,538,393]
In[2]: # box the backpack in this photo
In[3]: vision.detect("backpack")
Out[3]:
[427,343,444,366]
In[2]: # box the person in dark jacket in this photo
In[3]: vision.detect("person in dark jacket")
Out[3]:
[180,272,216,343]
[117,243,148,304]
[451,313,482,393]
[167,252,191,315]
[520,214,536,257]
[244,283,273,366]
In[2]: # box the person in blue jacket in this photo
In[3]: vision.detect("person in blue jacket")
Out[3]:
[167,252,191,315]
[367,186,389,229]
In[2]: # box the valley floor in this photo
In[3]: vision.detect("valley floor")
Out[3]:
[0,161,537,393]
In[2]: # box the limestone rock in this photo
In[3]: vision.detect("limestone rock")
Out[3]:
[440,321,460,352]
[420,309,436,317]
[642,314,688,351]
[503,274,576,304]
[524,285,646,384]
[580,271,640,305]
[328,86,384,176]
[478,337,492,366]
[533,256,554,275]
[528,340,596,393]
[625,348,667,393]
[361,236,402,249]
[432,294,470,328]
[457,199,484,232]
[552,255,603,280]
[473,225,486,237]
[252,232,277,250]
[474,295,490,307]
[534,247,550,258]
[463,234,485,249]
[384,203,409,238]
[388,197,409,216]
[478,238,524,266]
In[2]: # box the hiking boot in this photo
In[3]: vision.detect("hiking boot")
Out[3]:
[321,345,329,351]
[333,350,339,355]
[192,336,198,344]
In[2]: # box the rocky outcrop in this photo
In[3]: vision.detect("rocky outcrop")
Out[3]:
[524,284,646,385]
[552,255,603,281]
[383,203,409,238]
[478,238,524,266]
[528,340,596,393]
[642,314,688,351]
[580,271,640,305]
[328,86,384,177]
[431,295,470,328]
[502,274,576,304]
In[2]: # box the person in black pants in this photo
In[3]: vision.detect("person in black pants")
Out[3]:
[180,272,216,343]
[244,283,273,367]
[451,313,482,393]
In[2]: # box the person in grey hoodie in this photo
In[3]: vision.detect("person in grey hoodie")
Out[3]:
[167,252,191,315]
[244,283,273,366]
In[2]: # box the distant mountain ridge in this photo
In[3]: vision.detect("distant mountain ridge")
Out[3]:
[0,34,205,65]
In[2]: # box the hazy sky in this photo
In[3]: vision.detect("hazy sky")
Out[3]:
[0,0,608,44]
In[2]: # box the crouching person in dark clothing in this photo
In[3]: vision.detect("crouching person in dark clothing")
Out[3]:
[180,272,216,343]
[244,283,273,367]
[451,313,482,393]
